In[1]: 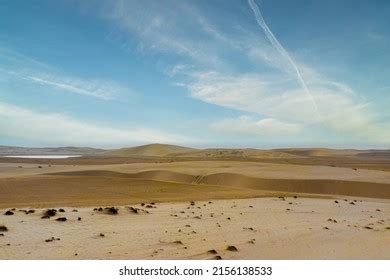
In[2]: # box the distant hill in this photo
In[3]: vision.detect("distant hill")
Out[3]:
[1,144,389,160]
[172,148,301,159]
[103,143,197,157]
[0,146,104,156]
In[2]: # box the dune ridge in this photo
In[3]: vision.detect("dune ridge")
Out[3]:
[47,169,390,199]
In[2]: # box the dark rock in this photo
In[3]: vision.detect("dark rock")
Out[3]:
[58,209,65,213]
[207,249,218,255]
[4,211,14,216]
[56,217,67,222]
[226,245,238,252]
[129,207,139,214]
[106,207,119,215]
[0,225,8,232]
[44,209,57,217]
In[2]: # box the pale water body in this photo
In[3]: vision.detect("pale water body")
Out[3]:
[2,155,81,159]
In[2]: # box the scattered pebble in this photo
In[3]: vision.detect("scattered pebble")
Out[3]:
[45,237,60,242]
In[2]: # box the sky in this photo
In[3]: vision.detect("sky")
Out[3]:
[0,0,389,148]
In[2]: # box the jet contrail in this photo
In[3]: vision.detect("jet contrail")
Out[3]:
[248,0,319,113]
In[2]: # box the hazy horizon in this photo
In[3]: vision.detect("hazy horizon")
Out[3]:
[1,142,389,151]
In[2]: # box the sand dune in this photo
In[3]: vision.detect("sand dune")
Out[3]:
[0,168,389,209]
[49,169,390,199]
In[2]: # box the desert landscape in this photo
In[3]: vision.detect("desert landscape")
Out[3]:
[0,144,389,260]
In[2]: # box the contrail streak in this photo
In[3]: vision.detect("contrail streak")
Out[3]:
[248,0,319,113]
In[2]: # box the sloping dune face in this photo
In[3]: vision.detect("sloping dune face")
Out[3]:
[1,166,389,208]
[49,169,390,199]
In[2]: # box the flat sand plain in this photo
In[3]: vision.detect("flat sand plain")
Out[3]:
[1,198,389,259]
[0,153,389,259]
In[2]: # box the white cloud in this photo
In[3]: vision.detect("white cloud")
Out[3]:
[185,71,390,141]
[0,102,184,146]
[211,116,302,137]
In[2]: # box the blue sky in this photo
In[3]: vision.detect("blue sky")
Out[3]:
[0,0,389,148]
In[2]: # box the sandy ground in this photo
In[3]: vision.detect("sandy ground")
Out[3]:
[1,156,389,259]
[0,197,389,260]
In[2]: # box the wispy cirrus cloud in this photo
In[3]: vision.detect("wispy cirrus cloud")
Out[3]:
[0,48,132,101]
[102,0,228,67]
[24,74,124,100]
